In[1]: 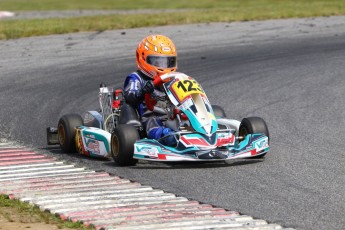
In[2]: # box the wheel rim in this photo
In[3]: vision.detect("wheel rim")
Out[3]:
[58,124,66,146]
[75,129,82,153]
[111,134,120,157]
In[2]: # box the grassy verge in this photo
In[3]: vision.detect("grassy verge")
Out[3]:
[0,194,94,230]
[0,0,345,39]
[0,0,344,11]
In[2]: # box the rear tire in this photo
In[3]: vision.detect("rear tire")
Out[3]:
[212,105,226,118]
[57,114,83,153]
[239,117,269,158]
[111,124,139,166]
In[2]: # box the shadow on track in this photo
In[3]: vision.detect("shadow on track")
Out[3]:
[103,158,264,169]
[44,146,264,170]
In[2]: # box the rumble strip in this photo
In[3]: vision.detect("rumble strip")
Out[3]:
[0,142,288,230]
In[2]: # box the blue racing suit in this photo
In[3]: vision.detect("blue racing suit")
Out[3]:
[123,70,174,143]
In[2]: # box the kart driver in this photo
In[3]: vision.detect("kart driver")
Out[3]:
[123,34,177,146]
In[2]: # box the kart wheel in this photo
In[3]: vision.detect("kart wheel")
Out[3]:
[111,124,139,166]
[239,117,269,158]
[212,105,226,118]
[57,114,83,153]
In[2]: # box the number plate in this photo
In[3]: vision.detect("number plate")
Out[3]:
[171,79,205,102]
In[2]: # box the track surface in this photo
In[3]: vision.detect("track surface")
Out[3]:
[1,16,345,230]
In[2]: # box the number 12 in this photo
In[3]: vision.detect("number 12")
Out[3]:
[177,80,202,93]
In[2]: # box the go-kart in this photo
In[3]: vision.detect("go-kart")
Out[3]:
[47,72,269,166]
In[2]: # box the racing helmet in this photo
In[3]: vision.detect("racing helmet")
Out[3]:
[136,34,177,79]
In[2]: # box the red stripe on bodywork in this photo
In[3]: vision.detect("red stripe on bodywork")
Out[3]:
[158,154,166,160]
[216,135,235,146]
[181,136,209,146]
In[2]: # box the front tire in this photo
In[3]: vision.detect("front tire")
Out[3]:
[239,117,269,158]
[212,105,226,118]
[111,124,139,166]
[57,114,83,153]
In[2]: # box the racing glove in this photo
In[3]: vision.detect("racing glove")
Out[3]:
[151,89,166,101]
[142,80,154,94]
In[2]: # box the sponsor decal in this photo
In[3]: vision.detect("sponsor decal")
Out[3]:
[216,132,235,146]
[85,134,95,139]
[181,98,193,109]
[255,139,268,152]
[86,140,100,154]
[162,46,171,52]
[136,145,159,158]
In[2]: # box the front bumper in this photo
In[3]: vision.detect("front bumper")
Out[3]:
[133,134,269,162]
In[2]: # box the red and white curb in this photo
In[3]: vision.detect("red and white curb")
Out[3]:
[0,142,287,230]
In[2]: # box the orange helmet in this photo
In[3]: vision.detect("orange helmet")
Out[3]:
[136,34,177,79]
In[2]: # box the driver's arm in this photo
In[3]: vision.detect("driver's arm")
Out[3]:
[124,75,143,106]
[124,74,154,106]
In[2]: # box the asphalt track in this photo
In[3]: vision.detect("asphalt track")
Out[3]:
[1,16,345,230]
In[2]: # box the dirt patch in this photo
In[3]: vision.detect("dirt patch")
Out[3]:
[0,207,71,230]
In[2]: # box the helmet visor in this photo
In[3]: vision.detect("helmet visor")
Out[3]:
[146,55,177,68]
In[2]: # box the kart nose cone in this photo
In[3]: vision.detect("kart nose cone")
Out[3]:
[204,124,212,135]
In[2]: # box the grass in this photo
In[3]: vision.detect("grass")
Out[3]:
[0,0,345,39]
[0,0,327,11]
[0,194,94,229]
[0,0,343,12]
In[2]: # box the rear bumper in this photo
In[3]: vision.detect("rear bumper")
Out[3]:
[46,127,59,145]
